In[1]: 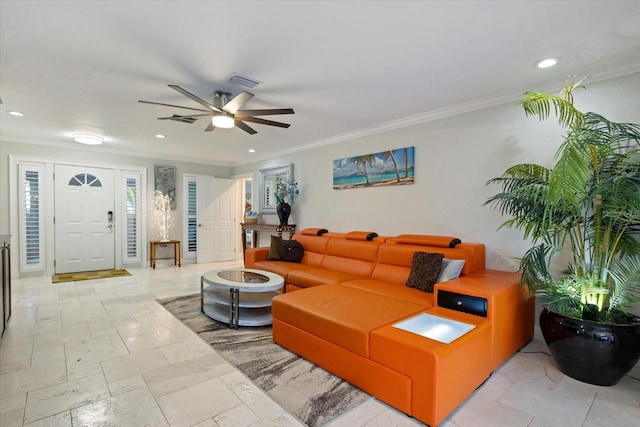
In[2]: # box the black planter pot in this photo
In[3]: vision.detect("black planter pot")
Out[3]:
[539,308,640,386]
[276,202,291,225]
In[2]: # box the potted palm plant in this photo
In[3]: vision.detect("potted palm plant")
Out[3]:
[486,76,640,386]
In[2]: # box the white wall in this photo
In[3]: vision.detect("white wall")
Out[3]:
[2,73,638,272]
[0,141,232,269]
[233,73,640,270]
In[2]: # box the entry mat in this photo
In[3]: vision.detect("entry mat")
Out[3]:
[52,269,131,283]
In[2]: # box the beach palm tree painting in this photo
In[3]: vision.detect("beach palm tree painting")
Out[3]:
[333,147,414,189]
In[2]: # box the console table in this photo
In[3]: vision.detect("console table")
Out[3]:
[241,223,297,261]
[150,240,181,269]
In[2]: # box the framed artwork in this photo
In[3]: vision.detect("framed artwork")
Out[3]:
[259,164,292,213]
[154,165,177,209]
[333,147,414,189]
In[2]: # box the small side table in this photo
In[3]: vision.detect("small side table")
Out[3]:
[150,240,181,269]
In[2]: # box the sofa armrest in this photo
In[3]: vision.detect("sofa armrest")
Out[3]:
[245,247,269,267]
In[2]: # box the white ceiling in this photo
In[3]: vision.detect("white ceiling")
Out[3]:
[2,1,640,166]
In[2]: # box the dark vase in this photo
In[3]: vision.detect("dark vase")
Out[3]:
[539,308,640,386]
[276,202,291,225]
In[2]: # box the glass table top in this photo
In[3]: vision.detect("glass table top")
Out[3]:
[217,270,270,284]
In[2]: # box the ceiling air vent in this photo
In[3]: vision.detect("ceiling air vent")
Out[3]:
[168,114,197,124]
[225,73,262,88]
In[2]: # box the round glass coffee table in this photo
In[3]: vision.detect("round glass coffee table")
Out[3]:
[200,268,284,328]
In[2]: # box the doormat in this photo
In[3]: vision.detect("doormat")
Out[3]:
[157,293,371,427]
[52,269,131,283]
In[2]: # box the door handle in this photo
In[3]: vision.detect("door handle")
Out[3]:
[198,223,202,227]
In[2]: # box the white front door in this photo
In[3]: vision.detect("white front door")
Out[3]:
[54,165,115,273]
[196,176,236,263]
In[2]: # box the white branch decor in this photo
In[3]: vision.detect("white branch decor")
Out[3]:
[153,190,173,242]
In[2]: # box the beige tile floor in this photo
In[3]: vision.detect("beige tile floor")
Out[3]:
[1,261,639,426]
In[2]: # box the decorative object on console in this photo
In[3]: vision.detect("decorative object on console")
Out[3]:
[333,146,414,189]
[275,178,300,225]
[276,202,291,225]
[259,164,292,213]
[154,165,176,209]
[485,76,640,386]
[244,211,259,224]
[152,190,173,242]
[406,251,444,293]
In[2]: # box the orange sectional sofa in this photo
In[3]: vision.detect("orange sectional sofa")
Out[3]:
[244,229,534,426]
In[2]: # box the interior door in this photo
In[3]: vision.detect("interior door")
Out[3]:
[196,175,216,263]
[196,176,236,263]
[54,165,115,273]
[212,178,236,261]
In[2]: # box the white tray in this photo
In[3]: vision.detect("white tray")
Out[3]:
[393,313,476,344]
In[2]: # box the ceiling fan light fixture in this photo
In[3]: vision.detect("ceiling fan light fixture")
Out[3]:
[73,133,104,145]
[211,113,235,129]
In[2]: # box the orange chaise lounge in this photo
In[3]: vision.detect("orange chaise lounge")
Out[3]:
[244,229,534,426]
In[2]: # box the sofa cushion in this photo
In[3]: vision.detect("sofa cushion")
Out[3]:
[287,267,363,289]
[272,284,429,357]
[321,238,381,277]
[279,239,304,263]
[406,252,444,293]
[292,234,330,267]
[341,279,434,306]
[251,260,312,281]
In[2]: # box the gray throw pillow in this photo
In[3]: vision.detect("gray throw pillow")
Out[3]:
[437,258,466,282]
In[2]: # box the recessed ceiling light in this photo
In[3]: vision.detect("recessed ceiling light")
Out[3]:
[8,111,25,116]
[534,57,560,69]
[155,134,166,139]
[248,149,256,153]
[73,134,104,145]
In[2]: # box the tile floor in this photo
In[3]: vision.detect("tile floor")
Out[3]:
[1,261,639,427]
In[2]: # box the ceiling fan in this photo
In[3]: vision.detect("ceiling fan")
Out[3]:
[139,85,295,135]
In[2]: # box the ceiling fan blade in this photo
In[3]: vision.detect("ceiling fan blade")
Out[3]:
[157,113,212,120]
[138,100,211,113]
[235,108,295,117]
[204,122,216,132]
[168,85,222,112]
[222,91,254,114]
[241,116,291,128]
[235,120,258,135]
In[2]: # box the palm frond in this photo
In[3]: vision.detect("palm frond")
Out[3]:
[607,255,640,317]
[520,77,586,128]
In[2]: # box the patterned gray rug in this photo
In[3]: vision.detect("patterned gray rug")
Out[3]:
[157,293,371,426]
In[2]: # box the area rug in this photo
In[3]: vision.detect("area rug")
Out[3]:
[52,269,131,283]
[157,293,371,426]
